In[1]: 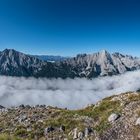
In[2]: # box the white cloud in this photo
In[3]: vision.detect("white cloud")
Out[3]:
[0,70,140,109]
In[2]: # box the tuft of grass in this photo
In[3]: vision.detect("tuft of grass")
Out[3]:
[128,93,140,102]
[15,128,27,137]
[0,134,22,140]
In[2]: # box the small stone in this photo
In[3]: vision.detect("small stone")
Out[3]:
[18,114,27,123]
[135,118,140,125]
[85,127,92,137]
[78,131,84,139]
[0,105,5,109]
[19,104,25,109]
[40,105,46,108]
[25,105,31,109]
[108,113,120,122]
[27,127,32,132]
[73,128,78,139]
[38,119,43,123]
[59,125,65,132]
[95,137,100,140]
[44,126,54,135]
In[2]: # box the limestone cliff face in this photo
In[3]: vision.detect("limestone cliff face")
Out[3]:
[61,50,140,78]
[0,49,45,76]
[0,49,140,78]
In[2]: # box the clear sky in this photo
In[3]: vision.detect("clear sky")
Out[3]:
[0,0,140,56]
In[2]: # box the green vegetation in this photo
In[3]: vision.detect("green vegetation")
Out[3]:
[45,97,122,134]
[0,93,126,139]
[15,128,27,137]
[128,93,140,102]
[0,134,22,140]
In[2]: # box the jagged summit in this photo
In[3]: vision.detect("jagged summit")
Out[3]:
[0,49,44,76]
[61,50,140,78]
[3,48,17,52]
[2,48,21,55]
[99,49,109,54]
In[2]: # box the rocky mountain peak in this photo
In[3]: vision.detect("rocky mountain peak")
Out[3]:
[99,49,109,55]
[97,50,112,61]
[0,49,45,76]
[2,48,18,55]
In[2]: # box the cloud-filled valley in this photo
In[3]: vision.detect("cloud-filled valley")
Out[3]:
[0,70,140,109]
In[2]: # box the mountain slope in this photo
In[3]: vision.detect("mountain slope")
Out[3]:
[57,50,140,78]
[1,91,140,139]
[0,49,76,78]
[0,49,45,76]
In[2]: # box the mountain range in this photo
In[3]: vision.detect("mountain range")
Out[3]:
[0,49,140,78]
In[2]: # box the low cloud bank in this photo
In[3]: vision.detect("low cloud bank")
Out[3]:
[0,70,140,109]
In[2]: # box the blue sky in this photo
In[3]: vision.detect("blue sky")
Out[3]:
[0,0,140,56]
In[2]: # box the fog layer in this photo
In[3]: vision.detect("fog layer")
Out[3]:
[0,70,140,109]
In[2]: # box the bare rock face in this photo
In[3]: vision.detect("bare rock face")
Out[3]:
[0,49,45,76]
[60,50,140,78]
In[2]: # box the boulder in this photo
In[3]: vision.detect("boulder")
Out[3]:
[108,113,120,122]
